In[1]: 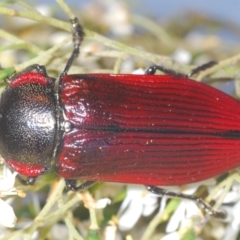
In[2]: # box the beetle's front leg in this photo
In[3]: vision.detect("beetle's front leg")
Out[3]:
[59,17,84,80]
[5,64,48,84]
[15,164,51,186]
[16,175,37,185]
[19,64,48,75]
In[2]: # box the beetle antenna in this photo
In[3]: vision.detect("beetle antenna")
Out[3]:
[59,17,84,80]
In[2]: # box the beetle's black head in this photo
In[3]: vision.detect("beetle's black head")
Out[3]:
[0,78,57,167]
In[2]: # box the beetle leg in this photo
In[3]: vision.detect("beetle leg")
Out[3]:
[145,61,217,78]
[59,17,84,80]
[19,64,48,75]
[145,65,185,78]
[146,185,226,219]
[187,60,217,77]
[16,175,37,185]
[14,164,50,186]
[65,180,96,191]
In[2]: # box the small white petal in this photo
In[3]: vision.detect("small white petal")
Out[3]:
[132,69,145,75]
[0,169,17,192]
[3,166,13,178]
[142,195,158,217]
[223,225,238,240]
[0,199,16,228]
[166,202,185,233]
[117,195,132,216]
[231,201,240,229]
[172,48,191,64]
[117,185,159,230]
[161,232,180,240]
[35,4,52,16]
[142,202,158,217]
[223,191,240,204]
[185,201,200,218]
[117,185,145,216]
[118,200,143,231]
[104,223,117,240]
[231,183,240,192]
[158,197,167,215]
[118,187,144,231]
[222,199,240,240]
[95,198,111,209]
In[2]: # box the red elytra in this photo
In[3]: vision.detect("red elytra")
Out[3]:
[56,74,240,186]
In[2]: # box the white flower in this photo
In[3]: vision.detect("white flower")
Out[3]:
[84,197,111,210]
[0,199,16,228]
[117,179,218,233]
[102,0,133,36]
[94,198,111,209]
[0,166,18,228]
[117,185,159,231]
[0,166,18,194]
[165,187,201,233]
[172,48,192,64]
[164,179,217,233]
[219,183,240,240]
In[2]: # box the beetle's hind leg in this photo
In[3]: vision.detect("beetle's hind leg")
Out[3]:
[146,185,226,219]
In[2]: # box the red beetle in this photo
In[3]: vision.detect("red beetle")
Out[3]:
[0,18,237,218]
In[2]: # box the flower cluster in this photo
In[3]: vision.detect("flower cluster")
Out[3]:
[0,165,19,228]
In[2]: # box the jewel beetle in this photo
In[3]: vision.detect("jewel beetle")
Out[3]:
[0,18,238,219]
